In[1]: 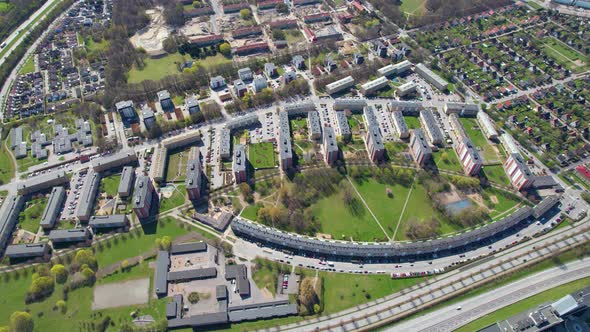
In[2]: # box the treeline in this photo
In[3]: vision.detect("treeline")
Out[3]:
[0,0,75,100]
[256,168,344,235]
[348,166,416,188]
[0,0,46,41]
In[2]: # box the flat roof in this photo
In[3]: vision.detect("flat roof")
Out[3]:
[170,241,207,254]
[17,171,68,195]
[167,267,217,281]
[89,214,128,228]
[133,176,152,210]
[77,171,101,220]
[49,228,90,243]
[233,144,246,173]
[40,186,66,228]
[118,166,135,195]
[5,243,49,257]
[155,251,170,295]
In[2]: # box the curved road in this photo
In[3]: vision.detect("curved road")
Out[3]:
[388,258,590,332]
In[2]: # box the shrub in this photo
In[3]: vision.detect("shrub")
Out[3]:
[188,292,200,303]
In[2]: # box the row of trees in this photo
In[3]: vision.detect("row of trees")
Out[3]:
[0,0,46,41]
[348,166,416,188]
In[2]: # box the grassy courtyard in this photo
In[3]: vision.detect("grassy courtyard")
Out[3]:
[18,197,48,233]
[482,165,510,186]
[166,148,191,182]
[159,185,187,213]
[249,142,276,169]
[100,174,121,197]
[433,148,463,173]
[404,116,421,129]
[400,0,425,15]
[459,118,501,163]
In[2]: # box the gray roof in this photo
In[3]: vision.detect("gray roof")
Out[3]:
[278,111,292,164]
[228,302,298,322]
[308,111,321,137]
[335,111,350,137]
[284,102,316,115]
[323,126,338,154]
[141,105,155,119]
[0,195,26,254]
[157,90,171,101]
[192,212,233,231]
[10,126,23,149]
[167,312,228,328]
[532,195,560,219]
[155,250,170,296]
[133,176,153,210]
[420,109,444,144]
[5,243,49,258]
[17,171,68,195]
[76,171,101,221]
[186,153,202,192]
[40,187,66,229]
[170,241,207,254]
[166,300,178,318]
[233,144,246,174]
[552,294,579,316]
[326,76,354,94]
[411,128,432,156]
[92,149,138,173]
[220,128,231,158]
[391,111,409,137]
[15,142,27,158]
[225,264,250,296]
[48,228,90,243]
[31,142,48,159]
[415,63,448,89]
[115,100,134,111]
[367,126,384,152]
[364,105,379,129]
[225,113,261,130]
[232,205,534,258]
[186,97,199,110]
[118,166,135,196]
[216,285,228,300]
[333,98,367,111]
[167,267,217,281]
[89,214,128,229]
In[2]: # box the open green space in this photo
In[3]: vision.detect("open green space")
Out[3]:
[541,37,589,72]
[18,197,48,233]
[18,56,35,74]
[249,142,276,169]
[240,204,261,221]
[456,277,590,332]
[526,0,543,10]
[400,0,425,14]
[459,118,500,163]
[310,188,387,242]
[321,272,428,313]
[404,116,421,129]
[482,165,510,186]
[16,152,44,173]
[433,148,462,173]
[482,187,523,219]
[85,37,109,53]
[166,148,191,182]
[0,142,15,185]
[128,52,187,84]
[160,185,187,212]
[100,174,120,197]
[0,2,12,13]
[194,53,232,69]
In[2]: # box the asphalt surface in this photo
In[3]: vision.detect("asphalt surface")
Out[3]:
[388,257,590,332]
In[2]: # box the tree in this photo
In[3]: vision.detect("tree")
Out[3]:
[240,8,252,20]
[9,312,33,332]
[188,292,200,303]
[276,3,288,13]
[272,30,286,40]
[313,303,321,314]
[55,300,67,313]
[239,183,253,203]
[298,278,319,314]
[74,249,97,270]
[164,3,185,27]
[156,236,172,250]
[219,42,231,57]
[163,36,179,54]
[50,264,68,284]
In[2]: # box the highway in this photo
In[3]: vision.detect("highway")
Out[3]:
[0,0,62,67]
[387,257,590,332]
[267,221,590,332]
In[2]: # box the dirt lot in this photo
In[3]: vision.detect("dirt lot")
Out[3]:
[92,278,150,309]
[129,7,171,56]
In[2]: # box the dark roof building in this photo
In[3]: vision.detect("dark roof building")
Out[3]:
[118,166,135,198]
[40,187,66,229]
[76,171,101,222]
[186,147,202,200]
[225,264,250,297]
[0,195,26,256]
[167,267,218,282]
[17,171,68,195]
[5,243,50,260]
[228,300,298,322]
[89,214,129,230]
[170,241,207,254]
[49,228,91,244]
[92,149,138,173]
[155,250,170,297]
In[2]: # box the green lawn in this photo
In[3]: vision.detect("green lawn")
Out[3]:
[19,56,35,74]
[249,142,276,169]
[400,0,425,14]
[0,142,15,185]
[526,0,543,10]
[433,148,463,173]
[310,189,388,242]
[94,216,189,267]
[128,52,187,84]
[18,197,48,233]
[456,277,590,332]
[482,165,510,186]
[541,37,589,72]
[321,272,428,313]
[100,174,121,197]
[404,116,421,129]
[240,204,261,221]
[160,185,187,212]
[85,38,109,53]
[459,118,500,163]
[251,258,291,296]
[16,152,44,173]
[483,187,523,219]
[195,53,232,69]
[166,148,191,182]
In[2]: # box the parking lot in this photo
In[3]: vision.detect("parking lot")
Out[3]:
[60,168,88,222]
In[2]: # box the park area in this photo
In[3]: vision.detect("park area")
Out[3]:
[18,197,48,233]
[459,118,502,163]
[249,142,276,169]
[166,148,191,182]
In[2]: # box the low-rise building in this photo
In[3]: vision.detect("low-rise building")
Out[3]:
[133,176,156,219]
[233,79,248,97]
[116,100,137,121]
[225,264,250,297]
[326,76,354,95]
[118,166,135,198]
[186,147,202,200]
[142,105,156,130]
[89,214,129,231]
[415,63,448,91]
[308,111,321,140]
[252,75,268,93]
[282,70,297,84]
[238,67,253,81]
[391,111,409,139]
[77,170,101,222]
[477,111,499,140]
[17,171,68,195]
[396,81,418,96]
[186,97,200,115]
[410,129,432,166]
[387,100,423,114]
[0,195,26,256]
[158,90,174,112]
[92,149,138,173]
[40,187,66,230]
[292,55,305,69]
[5,243,50,261]
[360,76,389,95]
[419,109,443,145]
[233,144,247,183]
[49,228,91,244]
[504,153,534,190]
[378,60,412,77]
[210,76,226,90]
[322,126,338,165]
[264,63,278,78]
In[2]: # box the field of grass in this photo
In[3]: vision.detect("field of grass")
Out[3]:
[85,37,109,53]
[321,272,428,313]
[160,185,187,212]
[0,142,15,185]
[19,56,35,74]
[16,152,44,173]
[527,0,543,10]
[456,277,590,332]
[166,148,191,182]
[18,197,48,233]
[541,37,588,72]
[482,165,510,186]
[195,53,233,69]
[400,0,425,14]
[404,116,421,129]
[240,204,261,221]
[0,2,12,13]
[483,187,523,219]
[128,52,186,84]
[459,118,500,162]
[433,148,463,173]
[310,189,388,242]
[249,142,276,169]
[100,174,121,197]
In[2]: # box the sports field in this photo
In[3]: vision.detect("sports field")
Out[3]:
[249,142,276,169]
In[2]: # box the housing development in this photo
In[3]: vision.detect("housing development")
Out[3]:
[0,0,588,331]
